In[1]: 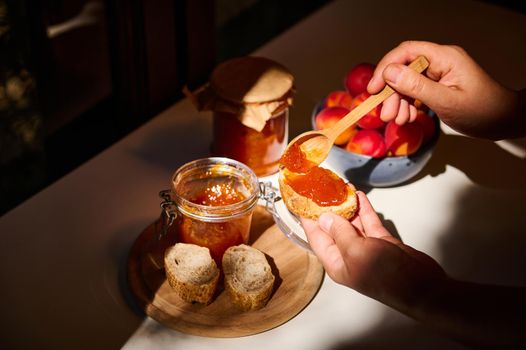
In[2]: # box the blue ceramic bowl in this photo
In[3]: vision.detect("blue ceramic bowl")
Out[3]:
[311,103,440,188]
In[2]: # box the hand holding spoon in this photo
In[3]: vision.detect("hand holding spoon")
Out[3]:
[287,56,430,165]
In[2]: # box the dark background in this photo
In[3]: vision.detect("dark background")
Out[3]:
[0,0,524,216]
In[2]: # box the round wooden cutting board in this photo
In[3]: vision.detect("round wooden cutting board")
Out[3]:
[127,206,324,337]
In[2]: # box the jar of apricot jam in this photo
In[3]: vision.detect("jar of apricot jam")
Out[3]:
[212,108,288,177]
[185,56,294,177]
[167,157,260,263]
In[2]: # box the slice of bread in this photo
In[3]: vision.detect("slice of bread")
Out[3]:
[164,243,220,304]
[279,167,357,220]
[222,244,275,311]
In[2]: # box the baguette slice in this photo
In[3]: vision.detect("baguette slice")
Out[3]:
[222,244,275,311]
[279,167,357,220]
[164,243,220,304]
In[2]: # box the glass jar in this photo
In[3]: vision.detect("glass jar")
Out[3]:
[212,108,288,177]
[184,56,294,178]
[168,157,260,263]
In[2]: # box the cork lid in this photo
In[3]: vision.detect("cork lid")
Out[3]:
[210,56,294,104]
[184,56,294,132]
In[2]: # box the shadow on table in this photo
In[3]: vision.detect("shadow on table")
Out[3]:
[330,319,468,350]
[325,133,526,349]
[129,114,212,174]
[408,132,526,189]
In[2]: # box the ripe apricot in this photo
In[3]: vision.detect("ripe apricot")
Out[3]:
[325,90,353,109]
[350,92,385,130]
[346,129,387,158]
[384,121,424,156]
[344,62,375,96]
[315,107,357,145]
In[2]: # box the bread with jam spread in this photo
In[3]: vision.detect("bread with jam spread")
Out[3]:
[222,244,275,311]
[164,243,220,304]
[279,167,357,220]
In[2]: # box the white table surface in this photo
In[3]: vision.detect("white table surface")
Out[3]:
[1,0,526,349]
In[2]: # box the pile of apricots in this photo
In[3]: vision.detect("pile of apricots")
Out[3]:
[314,63,436,158]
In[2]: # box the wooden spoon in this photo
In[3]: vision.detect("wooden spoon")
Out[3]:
[288,56,430,165]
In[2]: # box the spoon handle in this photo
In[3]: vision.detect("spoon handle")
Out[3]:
[324,55,430,142]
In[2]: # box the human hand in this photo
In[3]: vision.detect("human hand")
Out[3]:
[303,191,526,348]
[367,41,521,139]
[302,191,445,311]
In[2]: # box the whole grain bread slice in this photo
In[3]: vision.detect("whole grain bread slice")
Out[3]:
[222,244,275,311]
[164,243,220,304]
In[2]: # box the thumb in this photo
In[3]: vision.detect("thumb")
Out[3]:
[319,212,359,249]
[383,63,454,110]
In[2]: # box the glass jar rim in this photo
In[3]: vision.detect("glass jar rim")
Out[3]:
[171,157,260,222]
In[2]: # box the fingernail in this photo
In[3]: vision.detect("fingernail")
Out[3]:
[384,65,402,85]
[366,77,375,91]
[319,213,334,233]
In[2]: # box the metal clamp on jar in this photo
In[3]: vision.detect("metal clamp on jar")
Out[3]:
[184,56,294,177]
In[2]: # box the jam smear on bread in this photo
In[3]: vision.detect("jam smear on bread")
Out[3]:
[280,142,347,207]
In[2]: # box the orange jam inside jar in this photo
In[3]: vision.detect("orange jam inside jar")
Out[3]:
[185,56,294,177]
[212,108,288,177]
[170,158,260,263]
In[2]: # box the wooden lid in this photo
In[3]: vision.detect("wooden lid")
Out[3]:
[210,56,294,104]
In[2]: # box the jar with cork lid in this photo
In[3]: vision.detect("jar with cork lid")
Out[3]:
[185,56,294,177]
